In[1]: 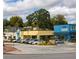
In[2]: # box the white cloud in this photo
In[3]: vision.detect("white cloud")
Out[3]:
[48,7,76,17]
[48,6,76,24]
[4,0,60,11]
[68,19,76,24]
[63,0,76,8]
[3,0,76,23]
[4,0,76,11]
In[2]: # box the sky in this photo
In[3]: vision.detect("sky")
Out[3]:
[3,0,76,24]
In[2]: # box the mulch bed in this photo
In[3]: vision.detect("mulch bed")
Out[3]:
[3,44,17,53]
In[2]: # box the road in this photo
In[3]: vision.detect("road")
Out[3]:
[4,52,75,59]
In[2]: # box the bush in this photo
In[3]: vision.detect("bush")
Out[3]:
[38,41,47,45]
[38,40,56,45]
[47,40,56,45]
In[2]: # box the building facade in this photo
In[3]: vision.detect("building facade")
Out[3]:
[20,30,54,40]
[54,24,76,42]
[3,32,16,41]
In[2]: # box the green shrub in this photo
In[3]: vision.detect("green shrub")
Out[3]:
[38,41,47,45]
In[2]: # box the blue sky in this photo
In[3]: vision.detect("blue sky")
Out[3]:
[3,0,76,24]
[4,0,23,3]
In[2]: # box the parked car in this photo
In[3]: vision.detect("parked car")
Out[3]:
[56,40,64,44]
[28,39,34,44]
[13,40,16,43]
[32,40,41,45]
[28,39,43,45]
[21,38,43,44]
[22,38,31,44]
[13,39,21,43]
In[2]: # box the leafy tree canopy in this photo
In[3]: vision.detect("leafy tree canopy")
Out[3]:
[9,16,23,27]
[26,8,51,30]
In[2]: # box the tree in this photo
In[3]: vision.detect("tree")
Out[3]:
[50,17,57,30]
[55,15,68,25]
[26,9,51,30]
[50,15,68,30]
[3,19,10,29]
[50,15,68,25]
[23,21,29,27]
[9,16,23,28]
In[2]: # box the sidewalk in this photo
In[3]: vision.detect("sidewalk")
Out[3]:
[4,43,76,54]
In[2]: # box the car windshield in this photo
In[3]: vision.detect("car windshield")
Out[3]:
[34,40,38,41]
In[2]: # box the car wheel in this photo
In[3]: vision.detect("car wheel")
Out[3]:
[35,43,37,45]
[30,42,32,44]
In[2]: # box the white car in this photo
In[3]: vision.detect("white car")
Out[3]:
[56,40,64,44]
[32,40,41,45]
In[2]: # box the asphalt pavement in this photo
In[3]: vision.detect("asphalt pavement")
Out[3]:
[4,52,76,59]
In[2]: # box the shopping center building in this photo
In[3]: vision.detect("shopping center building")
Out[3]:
[20,30,54,40]
[3,24,76,42]
[54,24,76,42]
